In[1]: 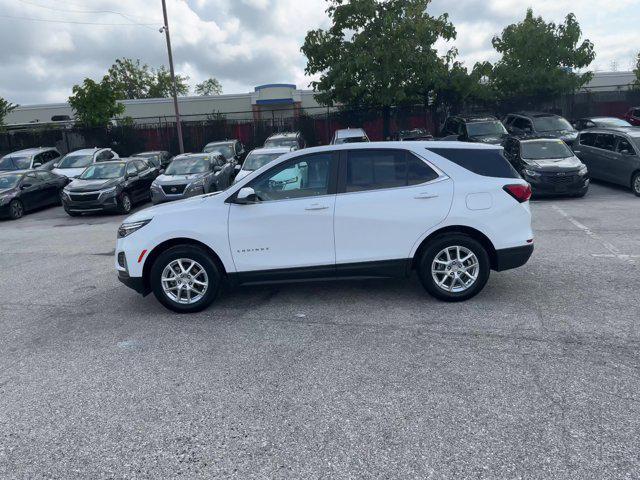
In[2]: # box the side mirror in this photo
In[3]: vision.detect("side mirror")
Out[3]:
[21,183,32,189]
[53,163,59,168]
[620,149,634,156]
[235,187,257,204]
[33,162,42,168]
[298,161,308,168]
[234,164,241,171]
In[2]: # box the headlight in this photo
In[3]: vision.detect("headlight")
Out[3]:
[99,186,117,198]
[523,169,541,178]
[117,218,152,238]
[578,165,588,176]
[0,195,10,205]
[151,182,161,190]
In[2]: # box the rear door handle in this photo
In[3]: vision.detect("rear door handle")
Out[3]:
[414,193,439,199]
[305,204,329,211]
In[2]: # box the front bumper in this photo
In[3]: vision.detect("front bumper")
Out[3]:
[524,172,589,196]
[62,192,120,213]
[494,244,534,271]
[118,270,149,295]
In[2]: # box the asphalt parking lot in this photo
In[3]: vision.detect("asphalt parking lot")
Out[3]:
[1,181,639,479]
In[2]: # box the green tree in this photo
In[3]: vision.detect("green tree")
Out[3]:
[633,52,640,90]
[106,57,189,99]
[195,78,223,96]
[431,60,495,117]
[489,9,595,99]
[302,0,456,137]
[0,97,18,127]
[68,77,125,127]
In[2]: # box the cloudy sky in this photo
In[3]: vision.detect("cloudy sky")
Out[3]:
[0,0,638,105]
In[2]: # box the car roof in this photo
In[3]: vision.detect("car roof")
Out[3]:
[3,147,57,156]
[134,150,166,155]
[335,128,367,138]
[249,146,294,154]
[452,114,498,122]
[174,152,219,159]
[205,140,235,146]
[581,126,640,136]
[512,111,561,118]
[65,148,103,155]
[267,132,299,139]
[583,116,621,121]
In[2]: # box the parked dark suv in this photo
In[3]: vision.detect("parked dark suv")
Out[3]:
[503,112,578,146]
[502,136,589,197]
[133,151,173,169]
[574,127,640,196]
[440,115,508,145]
[62,158,159,216]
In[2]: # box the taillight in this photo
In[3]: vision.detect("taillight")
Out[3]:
[503,184,531,203]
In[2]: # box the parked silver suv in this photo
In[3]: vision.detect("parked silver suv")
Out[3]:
[150,153,234,204]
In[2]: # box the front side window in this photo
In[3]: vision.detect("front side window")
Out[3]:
[249,153,332,201]
[81,163,126,179]
[58,153,93,169]
[513,117,532,131]
[521,140,573,160]
[134,160,148,172]
[616,137,636,155]
[579,132,596,146]
[126,163,137,177]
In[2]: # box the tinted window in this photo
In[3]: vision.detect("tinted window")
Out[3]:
[126,163,137,176]
[595,134,615,151]
[579,132,596,146]
[346,150,407,192]
[407,154,438,185]
[134,160,148,172]
[617,137,636,155]
[427,148,519,178]
[250,153,332,201]
[512,117,532,131]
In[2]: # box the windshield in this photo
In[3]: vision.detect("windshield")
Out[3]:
[521,140,574,160]
[335,136,368,144]
[80,163,125,179]
[58,153,94,169]
[204,144,233,158]
[243,152,283,171]
[264,138,298,148]
[165,158,210,175]
[593,118,631,127]
[533,116,575,133]
[466,121,507,137]
[0,155,31,170]
[0,174,21,190]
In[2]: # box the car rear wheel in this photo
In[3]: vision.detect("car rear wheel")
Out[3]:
[150,245,221,313]
[632,172,640,197]
[418,234,490,302]
[118,192,132,214]
[8,199,24,220]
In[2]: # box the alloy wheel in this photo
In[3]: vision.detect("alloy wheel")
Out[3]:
[161,258,209,305]
[634,175,640,195]
[9,200,23,219]
[121,194,132,213]
[431,246,480,293]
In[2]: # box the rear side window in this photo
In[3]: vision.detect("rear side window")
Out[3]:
[579,132,596,146]
[426,148,519,178]
[345,150,438,192]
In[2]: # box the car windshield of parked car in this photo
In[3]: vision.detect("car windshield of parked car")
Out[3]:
[466,121,507,137]
[335,136,368,144]
[135,153,160,165]
[593,118,631,127]
[243,152,283,171]
[0,155,31,170]
[533,116,575,132]
[80,163,126,179]
[521,140,573,160]
[166,158,209,175]
[0,174,21,190]
[204,144,233,158]
[264,138,298,148]
[58,153,94,169]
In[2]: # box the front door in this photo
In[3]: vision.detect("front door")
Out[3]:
[228,152,337,273]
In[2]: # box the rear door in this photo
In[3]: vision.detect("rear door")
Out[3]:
[334,149,453,266]
[614,136,639,187]
[591,133,617,181]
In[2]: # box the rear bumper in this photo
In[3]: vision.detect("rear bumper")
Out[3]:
[494,244,534,271]
[118,270,149,296]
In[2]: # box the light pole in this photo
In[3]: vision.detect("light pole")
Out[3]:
[160,0,184,153]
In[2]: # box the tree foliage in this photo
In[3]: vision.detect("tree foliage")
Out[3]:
[0,97,18,127]
[106,57,190,100]
[195,78,223,96]
[68,77,125,127]
[633,52,640,90]
[489,9,595,99]
[302,0,456,134]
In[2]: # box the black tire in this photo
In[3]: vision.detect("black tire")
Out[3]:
[118,192,132,214]
[64,207,80,217]
[632,172,640,197]
[8,199,24,220]
[417,234,490,302]
[150,245,221,313]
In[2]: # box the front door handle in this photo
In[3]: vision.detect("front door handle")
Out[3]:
[414,193,439,199]
[305,204,329,211]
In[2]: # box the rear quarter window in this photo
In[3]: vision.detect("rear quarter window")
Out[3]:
[427,148,520,178]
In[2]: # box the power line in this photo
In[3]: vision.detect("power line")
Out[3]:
[15,0,162,23]
[0,13,159,27]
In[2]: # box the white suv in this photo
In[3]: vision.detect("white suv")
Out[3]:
[115,142,533,313]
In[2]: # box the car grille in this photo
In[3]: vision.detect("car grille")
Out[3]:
[69,193,100,202]
[543,173,578,185]
[162,184,187,194]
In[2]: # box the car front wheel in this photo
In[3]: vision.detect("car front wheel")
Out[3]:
[118,192,132,214]
[8,199,24,220]
[418,234,490,302]
[632,172,640,197]
[150,245,221,313]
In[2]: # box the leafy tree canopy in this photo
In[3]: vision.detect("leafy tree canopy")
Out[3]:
[490,9,595,98]
[68,77,125,127]
[106,57,189,100]
[0,97,18,127]
[195,78,223,96]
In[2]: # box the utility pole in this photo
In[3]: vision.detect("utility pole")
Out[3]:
[161,0,184,153]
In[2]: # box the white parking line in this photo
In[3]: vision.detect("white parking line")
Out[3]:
[551,205,636,265]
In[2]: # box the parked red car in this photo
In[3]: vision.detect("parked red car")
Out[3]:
[625,107,640,126]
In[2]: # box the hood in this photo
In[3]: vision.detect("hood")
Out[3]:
[153,173,206,184]
[0,187,17,196]
[469,134,507,145]
[123,194,208,223]
[52,167,87,178]
[66,178,121,192]
[523,156,583,172]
